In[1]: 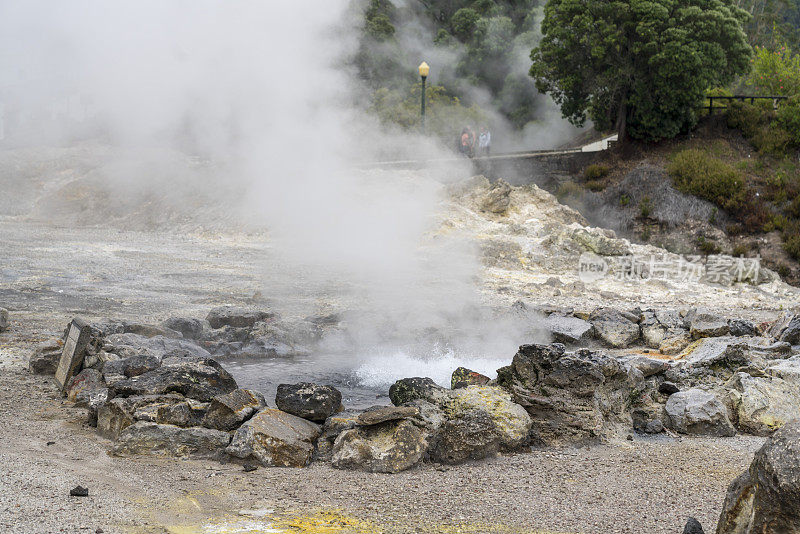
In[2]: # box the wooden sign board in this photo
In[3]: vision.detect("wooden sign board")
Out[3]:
[55,318,91,392]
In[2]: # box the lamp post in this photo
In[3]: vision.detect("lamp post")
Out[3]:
[418,61,429,131]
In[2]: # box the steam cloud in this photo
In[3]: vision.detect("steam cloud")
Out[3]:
[0,1,545,383]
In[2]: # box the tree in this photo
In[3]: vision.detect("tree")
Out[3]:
[530,0,753,142]
[747,41,800,95]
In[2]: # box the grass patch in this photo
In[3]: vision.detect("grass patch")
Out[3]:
[584,164,609,181]
[667,149,747,212]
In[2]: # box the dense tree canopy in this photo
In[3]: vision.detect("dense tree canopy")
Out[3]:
[529,0,753,141]
[357,0,544,131]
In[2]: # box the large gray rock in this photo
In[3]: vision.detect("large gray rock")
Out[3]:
[226,408,321,467]
[729,319,757,338]
[450,367,490,389]
[716,419,800,533]
[109,353,237,402]
[104,333,211,360]
[275,382,342,422]
[430,410,501,464]
[443,386,531,451]
[161,317,204,340]
[543,315,594,345]
[0,307,8,331]
[622,355,671,378]
[66,369,109,424]
[496,344,642,445]
[102,354,162,388]
[356,406,419,426]
[665,388,735,437]
[726,373,800,436]
[589,308,640,348]
[97,394,202,439]
[690,310,730,339]
[639,309,692,354]
[331,419,427,473]
[206,306,274,329]
[112,422,230,458]
[388,377,450,406]
[767,359,800,386]
[315,410,361,462]
[28,339,63,375]
[682,338,755,370]
[779,316,800,345]
[203,389,266,431]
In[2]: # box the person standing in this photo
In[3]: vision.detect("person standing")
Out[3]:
[478,126,491,156]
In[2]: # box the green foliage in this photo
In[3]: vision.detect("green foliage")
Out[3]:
[697,236,722,255]
[585,180,607,191]
[732,243,748,257]
[667,149,747,212]
[355,0,542,130]
[619,193,630,207]
[530,0,753,141]
[639,196,652,219]
[369,83,488,140]
[776,96,800,146]
[556,181,583,200]
[746,42,800,95]
[726,100,794,155]
[784,233,800,259]
[736,1,800,49]
[584,164,609,181]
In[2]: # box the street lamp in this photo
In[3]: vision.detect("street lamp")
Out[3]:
[418,61,429,131]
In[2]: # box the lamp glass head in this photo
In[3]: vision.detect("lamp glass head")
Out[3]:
[418,61,430,78]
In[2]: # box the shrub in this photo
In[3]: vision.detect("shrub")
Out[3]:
[788,196,800,218]
[732,244,748,257]
[619,193,630,207]
[697,236,721,255]
[667,149,748,212]
[585,180,607,192]
[783,234,800,260]
[584,164,609,181]
[556,181,582,200]
[751,122,793,155]
[727,101,771,139]
[764,214,789,232]
[776,95,800,146]
[777,263,792,278]
[639,196,652,218]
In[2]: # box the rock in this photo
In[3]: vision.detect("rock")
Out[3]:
[430,411,501,465]
[66,369,109,424]
[645,419,664,434]
[689,310,730,339]
[206,306,275,329]
[641,309,686,350]
[104,333,211,360]
[275,382,342,422]
[356,406,419,426]
[496,344,641,445]
[716,419,800,533]
[664,388,736,437]
[543,314,594,345]
[682,517,704,534]
[766,359,800,386]
[97,394,198,439]
[134,398,208,427]
[161,317,204,340]
[112,422,231,458]
[480,179,512,214]
[623,356,671,378]
[28,340,63,375]
[203,389,266,431]
[442,386,532,451]
[450,367,490,389]
[681,337,754,370]
[659,381,680,395]
[589,308,640,348]
[778,315,800,345]
[402,399,446,436]
[226,408,321,467]
[729,319,757,337]
[102,354,162,388]
[659,331,692,355]
[315,410,361,462]
[121,322,181,339]
[726,372,800,435]
[109,353,237,402]
[389,377,450,406]
[0,307,8,331]
[69,486,89,497]
[331,419,427,473]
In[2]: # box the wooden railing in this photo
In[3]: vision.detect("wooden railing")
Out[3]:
[706,95,788,114]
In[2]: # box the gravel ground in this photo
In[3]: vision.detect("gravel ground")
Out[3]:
[0,347,763,534]
[0,218,779,534]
